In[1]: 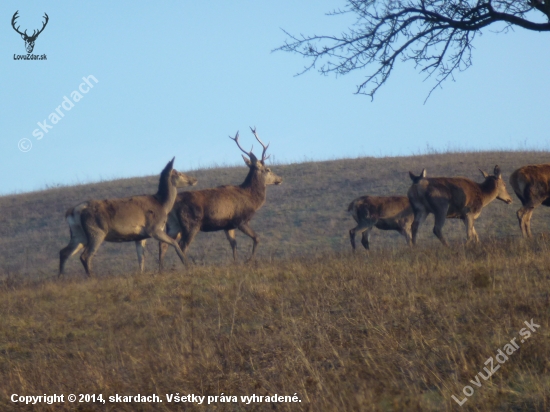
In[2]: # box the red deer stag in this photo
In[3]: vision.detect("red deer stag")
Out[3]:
[158,128,282,267]
[510,163,550,237]
[407,166,512,246]
[348,196,413,250]
[59,158,197,276]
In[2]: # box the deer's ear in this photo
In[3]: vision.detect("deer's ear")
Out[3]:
[494,165,502,179]
[479,169,489,178]
[242,154,252,167]
[248,152,259,165]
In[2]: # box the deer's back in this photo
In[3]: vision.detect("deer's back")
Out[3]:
[350,196,411,222]
[78,195,164,241]
[510,164,550,202]
[174,186,259,231]
[409,177,482,216]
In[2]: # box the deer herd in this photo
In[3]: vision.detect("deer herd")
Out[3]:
[58,128,550,276]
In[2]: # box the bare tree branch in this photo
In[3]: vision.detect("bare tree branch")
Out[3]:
[275,0,550,99]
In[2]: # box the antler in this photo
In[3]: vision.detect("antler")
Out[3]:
[249,127,270,163]
[11,11,48,39]
[11,11,26,36]
[228,131,252,158]
[31,13,49,39]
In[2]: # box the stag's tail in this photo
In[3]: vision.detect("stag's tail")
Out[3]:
[347,199,365,223]
[65,202,89,244]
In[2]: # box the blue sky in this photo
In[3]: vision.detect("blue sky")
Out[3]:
[1,1,549,194]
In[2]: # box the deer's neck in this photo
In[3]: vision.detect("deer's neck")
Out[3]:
[240,168,267,207]
[478,178,498,207]
[155,176,178,213]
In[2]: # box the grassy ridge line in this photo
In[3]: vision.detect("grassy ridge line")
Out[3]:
[1,239,549,411]
[0,151,549,278]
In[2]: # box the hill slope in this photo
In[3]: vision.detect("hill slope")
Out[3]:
[1,151,550,411]
[1,151,549,277]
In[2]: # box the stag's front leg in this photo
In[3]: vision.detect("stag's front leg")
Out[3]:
[153,231,186,266]
[135,240,146,272]
[237,223,259,261]
[462,216,479,244]
[158,230,181,272]
[225,229,238,261]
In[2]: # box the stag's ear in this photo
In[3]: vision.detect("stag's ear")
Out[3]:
[421,169,426,178]
[242,154,252,167]
[479,169,489,178]
[408,171,416,181]
[248,152,259,166]
[494,165,502,179]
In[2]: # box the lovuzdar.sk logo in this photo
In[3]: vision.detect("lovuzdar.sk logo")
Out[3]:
[11,10,48,60]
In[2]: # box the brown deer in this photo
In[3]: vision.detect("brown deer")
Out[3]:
[407,166,512,246]
[158,128,282,267]
[59,158,197,276]
[348,196,413,250]
[509,163,550,237]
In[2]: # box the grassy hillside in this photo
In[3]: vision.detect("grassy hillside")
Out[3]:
[0,152,549,411]
[1,240,549,411]
[1,151,549,278]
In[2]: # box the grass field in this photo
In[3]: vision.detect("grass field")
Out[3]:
[0,151,549,411]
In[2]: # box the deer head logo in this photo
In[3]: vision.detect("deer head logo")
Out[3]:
[11,11,49,54]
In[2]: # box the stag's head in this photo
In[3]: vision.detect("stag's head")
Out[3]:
[12,11,49,53]
[479,165,512,204]
[171,170,198,188]
[229,128,283,186]
[408,169,426,184]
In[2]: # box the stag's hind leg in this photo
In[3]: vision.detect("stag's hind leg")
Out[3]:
[349,220,374,251]
[59,217,88,276]
[79,232,106,276]
[411,210,428,245]
[432,205,450,247]
[225,229,238,261]
[399,224,413,246]
[516,186,546,238]
[59,241,84,276]
[517,207,535,238]
[360,228,373,250]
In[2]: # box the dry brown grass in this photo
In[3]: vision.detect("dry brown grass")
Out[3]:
[0,152,550,411]
[0,239,549,411]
